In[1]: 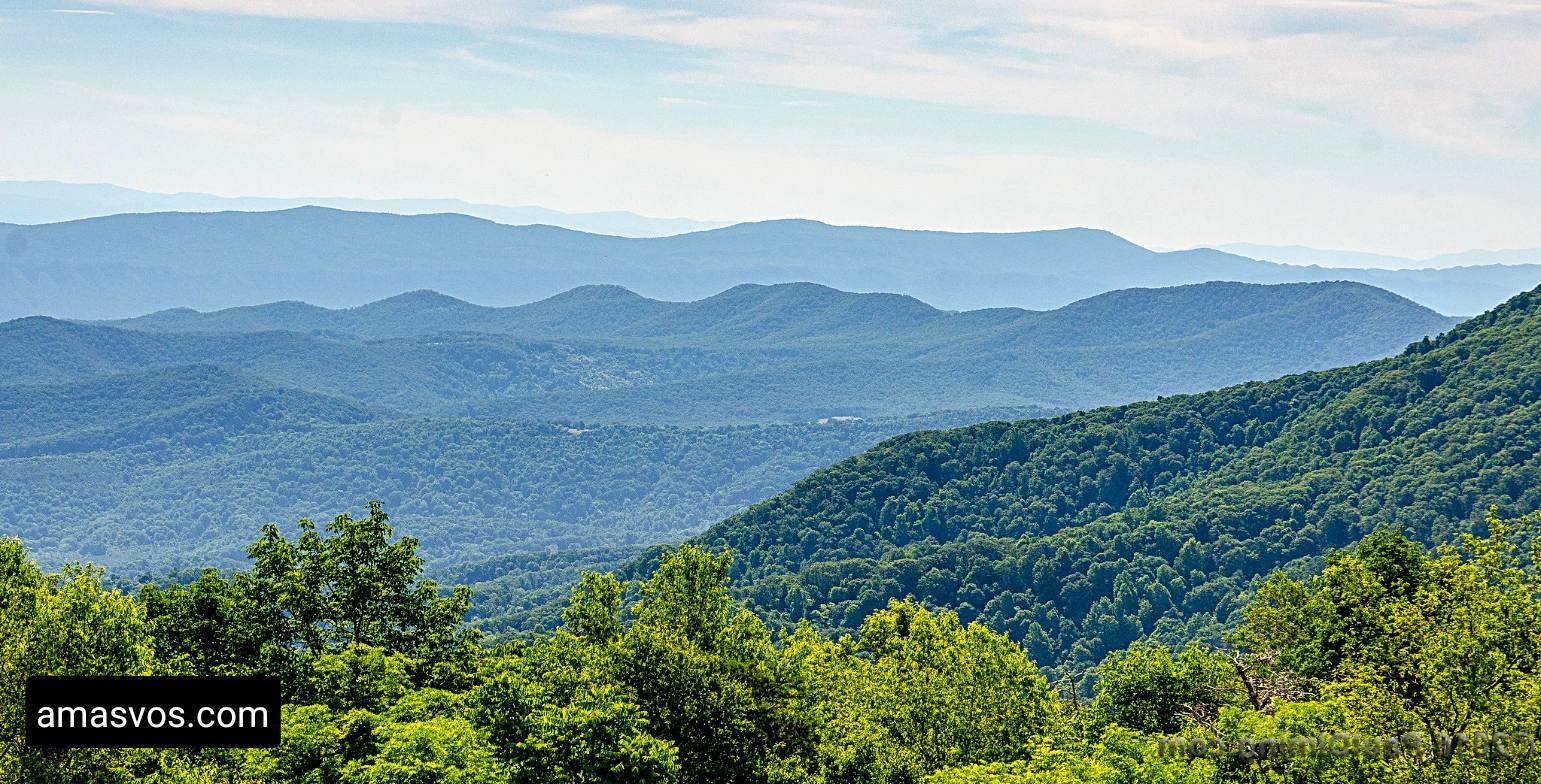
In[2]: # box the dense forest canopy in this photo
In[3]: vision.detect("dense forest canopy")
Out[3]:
[0,372,1033,573]
[688,285,1541,678]
[5,505,1540,783]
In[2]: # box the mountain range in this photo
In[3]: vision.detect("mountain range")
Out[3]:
[13,181,1539,276]
[4,280,1455,422]
[4,207,1539,321]
[0,279,1459,578]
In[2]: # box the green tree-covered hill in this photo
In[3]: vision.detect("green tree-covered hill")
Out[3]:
[0,369,1045,572]
[690,286,1541,677]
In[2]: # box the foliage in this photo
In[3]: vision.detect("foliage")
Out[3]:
[694,285,1541,677]
[0,537,155,782]
[7,506,1541,783]
[1087,642,1243,735]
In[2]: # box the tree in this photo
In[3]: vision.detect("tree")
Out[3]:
[0,538,155,783]
[1089,642,1243,735]
[1212,510,1541,782]
[563,572,625,644]
[140,569,269,676]
[515,684,678,784]
[345,717,502,784]
[630,546,733,651]
[240,502,478,691]
[787,600,1064,782]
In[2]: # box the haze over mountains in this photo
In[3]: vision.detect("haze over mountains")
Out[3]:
[4,207,1539,321]
[26,280,1453,421]
[0,279,1457,575]
[1217,242,1541,270]
[0,180,725,238]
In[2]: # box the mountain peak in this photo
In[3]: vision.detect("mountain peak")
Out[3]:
[361,290,479,311]
[541,284,654,304]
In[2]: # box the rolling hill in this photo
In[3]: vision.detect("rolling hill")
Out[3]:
[110,279,1452,358]
[679,285,1541,678]
[3,207,1538,319]
[2,281,1460,423]
[0,364,380,458]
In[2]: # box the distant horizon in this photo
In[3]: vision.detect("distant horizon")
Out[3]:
[5,1,1540,258]
[5,178,1540,271]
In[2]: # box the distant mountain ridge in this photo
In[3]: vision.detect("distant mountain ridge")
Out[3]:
[1,279,1460,425]
[3,207,1538,320]
[0,180,725,237]
[33,280,1453,423]
[1218,241,1541,270]
[106,279,1457,358]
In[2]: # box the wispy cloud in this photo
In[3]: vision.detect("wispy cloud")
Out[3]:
[92,0,517,26]
[441,47,539,78]
[17,1,1541,254]
[93,1,1541,160]
[537,2,1541,159]
[49,8,116,14]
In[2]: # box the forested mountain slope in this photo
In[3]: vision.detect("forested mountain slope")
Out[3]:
[0,316,765,414]
[691,286,1541,677]
[0,364,379,457]
[0,378,1043,572]
[4,207,1537,318]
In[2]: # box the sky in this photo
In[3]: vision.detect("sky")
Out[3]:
[2,0,1540,257]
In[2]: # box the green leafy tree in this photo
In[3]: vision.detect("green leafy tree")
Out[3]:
[139,569,269,676]
[242,502,478,690]
[515,684,678,784]
[1089,642,1243,735]
[344,717,503,784]
[562,571,625,644]
[0,538,156,783]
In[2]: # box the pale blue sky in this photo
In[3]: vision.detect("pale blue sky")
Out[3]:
[2,0,1539,256]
